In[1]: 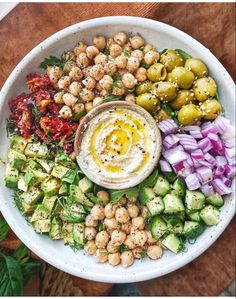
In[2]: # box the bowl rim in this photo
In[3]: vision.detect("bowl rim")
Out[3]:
[0,16,235,283]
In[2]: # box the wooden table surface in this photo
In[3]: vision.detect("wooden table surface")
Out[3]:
[0,2,235,296]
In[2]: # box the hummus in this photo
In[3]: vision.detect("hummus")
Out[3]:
[76,103,162,189]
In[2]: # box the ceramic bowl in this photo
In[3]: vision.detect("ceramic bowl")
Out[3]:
[0,16,235,283]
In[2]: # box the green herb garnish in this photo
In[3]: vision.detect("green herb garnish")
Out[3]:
[120,244,129,252]
[139,169,159,190]
[123,49,131,56]
[39,56,66,70]
[103,95,124,103]
[175,49,192,61]
[103,48,110,56]
[6,119,15,136]
[109,187,138,204]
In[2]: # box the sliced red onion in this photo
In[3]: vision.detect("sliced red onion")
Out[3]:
[212,178,232,195]
[225,147,236,165]
[201,123,218,137]
[183,125,201,132]
[213,115,230,134]
[183,157,194,168]
[163,134,180,149]
[205,153,216,164]
[200,183,215,197]
[190,130,203,139]
[224,165,236,179]
[199,160,212,168]
[173,161,184,172]
[221,176,232,187]
[185,173,201,190]
[192,158,202,168]
[223,138,235,148]
[162,146,188,164]
[215,156,227,166]
[198,137,213,153]
[159,159,172,172]
[158,119,178,135]
[214,165,225,176]
[208,133,223,154]
[191,149,204,160]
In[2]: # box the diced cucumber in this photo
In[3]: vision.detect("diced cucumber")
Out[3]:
[163,194,185,214]
[73,223,85,246]
[185,190,205,210]
[183,221,205,238]
[168,222,184,234]
[150,216,168,239]
[5,164,19,189]
[206,193,224,207]
[55,152,76,169]
[161,233,183,253]
[49,217,62,239]
[42,196,57,213]
[36,159,54,174]
[200,205,220,226]
[146,196,164,216]
[187,210,201,222]
[59,182,69,195]
[51,164,70,179]
[10,135,28,153]
[139,187,155,204]
[18,175,28,192]
[79,177,93,193]
[162,214,184,226]
[33,219,51,233]
[8,149,26,170]
[172,178,186,197]
[30,204,50,222]
[69,185,93,207]
[41,177,61,196]
[153,176,170,196]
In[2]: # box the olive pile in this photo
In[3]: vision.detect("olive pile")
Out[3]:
[135,49,221,125]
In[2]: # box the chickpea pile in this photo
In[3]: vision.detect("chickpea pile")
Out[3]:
[83,191,163,267]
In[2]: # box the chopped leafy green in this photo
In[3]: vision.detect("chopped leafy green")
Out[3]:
[141,62,149,69]
[120,244,129,252]
[140,250,148,259]
[103,48,110,56]
[97,221,105,232]
[0,218,10,242]
[103,95,124,103]
[160,48,167,55]
[123,49,131,56]
[112,81,122,88]
[175,49,192,61]
[40,56,66,70]
[86,193,103,206]
[113,72,122,82]
[139,169,159,190]
[6,119,15,137]
[31,102,41,123]
[109,187,138,204]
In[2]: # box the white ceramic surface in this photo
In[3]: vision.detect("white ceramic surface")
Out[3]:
[0,17,235,283]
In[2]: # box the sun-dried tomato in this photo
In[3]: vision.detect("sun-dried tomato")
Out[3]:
[8,93,32,112]
[34,90,51,114]
[63,141,74,154]
[34,127,52,144]
[40,116,52,133]
[48,102,61,115]
[27,73,51,92]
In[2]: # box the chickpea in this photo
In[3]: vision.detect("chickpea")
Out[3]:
[76,52,90,68]
[97,190,110,205]
[131,49,144,62]
[62,93,78,107]
[46,66,63,84]
[131,230,148,247]
[122,73,137,89]
[124,234,136,250]
[82,76,96,90]
[85,102,93,113]
[147,245,163,260]
[93,96,104,107]
[90,64,105,81]
[114,32,128,46]
[69,81,82,97]
[120,251,134,267]
[146,231,157,245]
[127,204,139,218]
[99,75,113,90]
[171,89,195,110]
[125,94,136,103]
[63,60,77,73]
[93,35,106,50]
[84,240,97,255]
[83,66,92,78]
[54,91,64,104]
[74,42,87,56]
[108,253,121,266]
[147,63,167,82]
[143,44,154,53]
[135,67,147,82]
[185,58,208,78]
[106,38,115,49]
[69,66,83,81]
[193,77,217,102]
[58,76,71,90]
[104,218,119,231]
[85,214,98,227]
[160,49,184,72]
[114,55,128,69]
[178,104,202,125]
[132,216,145,230]
[112,85,126,96]
[132,247,145,259]
[59,105,72,119]
[130,35,144,49]
[107,240,120,253]
[109,44,123,57]
[168,66,195,89]
[62,50,76,62]
[104,203,116,219]
[127,56,140,73]
[111,230,126,246]
[79,88,95,102]
[104,61,117,76]
[94,53,108,66]
[96,248,108,263]
[136,93,159,113]
[115,207,130,224]
[73,103,85,119]
[95,231,109,248]
[121,222,132,235]
[85,227,96,241]
[144,51,160,66]
[90,204,105,221]
[200,99,222,120]
[86,45,99,59]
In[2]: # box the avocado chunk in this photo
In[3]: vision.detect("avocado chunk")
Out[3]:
[51,164,70,179]
[41,177,61,196]
[153,176,170,196]
[79,177,93,193]
[139,187,155,205]
[59,182,69,195]
[42,196,57,213]
[18,175,28,192]
[69,185,93,207]
[10,135,28,153]
[30,204,50,222]
[60,202,86,223]
[8,149,26,170]
[62,223,74,244]
[31,169,49,183]
[5,164,19,189]
[19,186,44,213]
[36,159,54,174]
[49,217,62,239]
[73,223,85,246]
[25,142,48,158]
[33,219,51,233]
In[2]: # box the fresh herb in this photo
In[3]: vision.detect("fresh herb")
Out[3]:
[0,218,10,242]
[39,56,66,70]
[120,244,129,252]
[139,46,145,52]
[86,193,103,206]
[109,187,139,204]
[139,169,159,190]
[141,62,149,69]
[31,102,41,123]
[70,243,83,252]
[103,48,110,56]
[175,49,192,61]
[113,72,122,82]
[103,95,124,103]
[97,221,105,232]
[160,103,180,125]
[162,172,177,183]
[127,87,136,94]
[6,119,15,137]
[112,81,122,88]
[160,48,168,55]
[93,183,103,195]
[123,49,131,56]
[140,250,148,259]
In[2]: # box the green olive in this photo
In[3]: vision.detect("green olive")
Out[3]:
[193,77,217,102]
[185,58,208,78]
[152,82,178,102]
[200,99,222,120]
[160,49,184,72]
[136,93,159,113]
[135,81,152,95]
[171,90,195,110]
[147,63,167,82]
[154,109,171,122]
[168,66,195,89]
[178,104,202,125]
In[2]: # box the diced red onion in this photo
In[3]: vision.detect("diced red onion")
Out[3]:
[212,178,232,195]
[201,123,218,137]
[225,147,236,165]
[159,159,172,172]
[192,158,202,168]
[190,130,203,139]
[201,122,212,129]
[214,165,225,176]
[221,124,235,141]
[177,134,198,151]
[224,165,236,179]
[213,115,230,134]
[183,157,194,168]
[196,166,213,184]
[191,149,204,160]
[163,134,179,149]
[172,161,184,172]
[179,167,194,178]
[185,173,201,190]
[223,138,235,148]
[198,137,213,153]
[199,160,213,168]
[208,133,223,154]
[162,147,188,164]
[215,156,227,166]
[200,183,215,197]
[158,119,178,135]
[183,125,201,132]
[221,176,232,187]
[205,153,216,164]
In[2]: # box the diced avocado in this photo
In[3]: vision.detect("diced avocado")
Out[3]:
[73,223,85,246]
[62,169,77,184]
[141,206,151,219]
[30,204,50,222]
[31,169,49,183]
[187,210,201,222]
[200,205,220,226]
[49,217,62,239]
[139,187,155,204]
[162,233,183,253]
[150,216,168,239]
[51,164,70,179]
[8,149,26,170]
[206,193,224,207]
[18,175,28,192]
[183,221,205,239]
[185,190,205,211]
[41,177,61,196]
[42,196,57,213]
[172,178,186,197]
[52,202,63,216]
[146,196,164,216]
[33,219,51,233]
[22,159,40,173]
[20,186,43,206]
[36,159,54,174]
[5,164,19,189]
[69,185,93,207]
[62,223,74,244]
[79,177,93,193]
[59,182,69,195]
[55,152,76,168]
[60,203,86,223]
[163,194,185,214]
[25,142,48,158]
[153,176,170,196]
[10,135,28,153]
[23,171,35,187]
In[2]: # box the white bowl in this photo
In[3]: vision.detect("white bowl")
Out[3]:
[0,16,235,283]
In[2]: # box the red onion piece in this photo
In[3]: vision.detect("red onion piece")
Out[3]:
[190,130,203,139]
[221,176,232,187]
[200,183,215,196]
[196,166,213,184]
[224,165,236,179]
[215,156,227,166]
[159,159,172,172]
[199,160,212,168]
[201,123,218,137]
[198,137,213,153]
[185,173,201,190]
[205,153,216,164]
[212,178,232,195]
[163,134,179,149]
[158,119,178,135]
[208,133,223,154]
[173,161,184,172]
[213,115,230,134]
[191,149,204,160]
[214,165,225,176]
[225,147,236,165]
[183,125,201,132]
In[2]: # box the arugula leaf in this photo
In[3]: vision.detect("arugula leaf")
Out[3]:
[103,95,124,103]
[175,49,192,61]
[109,187,138,204]
[160,48,168,55]
[139,169,159,190]
[12,244,30,265]
[86,193,103,206]
[6,119,15,137]
[40,56,66,70]
[0,218,10,242]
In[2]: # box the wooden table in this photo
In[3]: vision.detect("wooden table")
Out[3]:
[0,2,235,296]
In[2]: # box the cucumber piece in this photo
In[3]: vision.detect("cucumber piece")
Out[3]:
[30,204,50,222]
[8,149,26,170]
[5,164,19,189]
[150,216,168,239]
[172,178,186,197]
[33,219,51,233]
[41,177,61,197]
[185,190,205,210]
[36,159,54,174]
[79,177,93,193]
[146,196,164,216]
[161,233,183,253]
[42,196,57,213]
[10,135,28,153]
[69,185,93,207]
[200,205,220,226]
[25,142,48,158]
[153,176,170,196]
[169,222,184,234]
[163,194,185,214]
[139,187,155,204]
[183,221,205,238]
[49,217,62,239]
[73,223,85,246]
[206,193,223,207]
[187,210,201,222]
